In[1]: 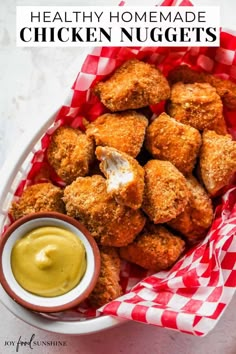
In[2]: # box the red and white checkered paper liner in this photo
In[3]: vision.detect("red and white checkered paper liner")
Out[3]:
[4,0,236,336]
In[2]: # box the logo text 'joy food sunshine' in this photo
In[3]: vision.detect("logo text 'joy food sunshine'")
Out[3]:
[4,334,67,352]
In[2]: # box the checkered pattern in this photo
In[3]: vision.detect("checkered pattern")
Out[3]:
[3,0,236,336]
[102,193,236,335]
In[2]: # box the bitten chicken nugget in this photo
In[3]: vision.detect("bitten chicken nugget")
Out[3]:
[142,160,190,224]
[89,246,122,308]
[10,183,65,220]
[167,82,227,135]
[199,130,236,196]
[119,224,185,272]
[168,175,213,244]
[63,175,146,247]
[94,59,170,111]
[168,64,236,111]
[145,112,201,175]
[96,146,144,210]
[86,111,148,158]
[47,126,94,184]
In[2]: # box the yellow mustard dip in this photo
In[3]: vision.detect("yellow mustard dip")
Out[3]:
[11,226,87,297]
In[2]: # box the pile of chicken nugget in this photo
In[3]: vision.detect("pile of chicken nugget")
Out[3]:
[10,60,236,308]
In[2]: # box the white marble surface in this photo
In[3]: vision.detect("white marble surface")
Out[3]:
[1,0,236,353]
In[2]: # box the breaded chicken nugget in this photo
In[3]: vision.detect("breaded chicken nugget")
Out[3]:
[168,65,206,85]
[167,82,227,135]
[119,224,185,272]
[168,175,213,243]
[94,59,170,111]
[89,246,122,308]
[96,146,144,210]
[145,112,201,175]
[199,130,236,196]
[168,65,236,111]
[207,75,236,111]
[63,175,146,247]
[142,160,190,224]
[86,111,148,158]
[47,126,94,184]
[10,183,65,220]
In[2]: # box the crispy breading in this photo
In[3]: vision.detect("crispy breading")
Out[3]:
[86,111,148,158]
[10,183,65,220]
[47,126,94,184]
[142,160,190,224]
[199,130,236,196]
[94,59,170,111]
[168,64,236,111]
[207,75,236,111]
[168,175,214,243]
[96,146,144,210]
[119,224,185,272]
[167,82,227,135]
[63,175,146,247]
[168,65,206,85]
[145,112,201,175]
[89,246,122,308]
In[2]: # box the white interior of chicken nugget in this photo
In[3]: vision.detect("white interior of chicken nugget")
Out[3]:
[100,150,134,192]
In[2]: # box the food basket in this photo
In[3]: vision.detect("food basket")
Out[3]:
[1,0,236,336]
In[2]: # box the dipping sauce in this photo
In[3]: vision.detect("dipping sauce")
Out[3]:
[11,226,87,297]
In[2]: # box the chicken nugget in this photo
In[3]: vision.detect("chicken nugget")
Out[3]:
[207,75,236,111]
[168,65,206,85]
[168,175,213,243]
[167,82,227,135]
[47,126,94,184]
[86,111,148,158]
[145,112,201,175]
[63,175,146,247]
[96,146,144,210]
[89,246,122,307]
[168,64,236,111]
[199,130,236,196]
[142,160,190,224]
[10,183,65,220]
[94,59,170,111]
[119,224,185,272]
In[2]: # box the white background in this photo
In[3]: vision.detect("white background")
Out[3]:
[1,0,236,353]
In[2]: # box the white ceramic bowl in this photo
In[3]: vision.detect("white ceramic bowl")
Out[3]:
[0,212,101,313]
